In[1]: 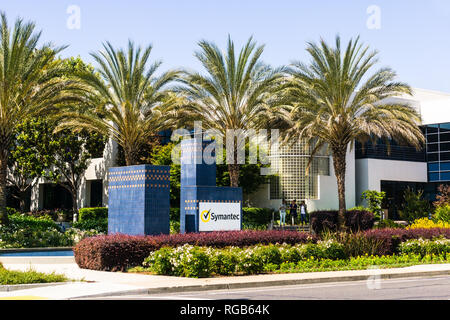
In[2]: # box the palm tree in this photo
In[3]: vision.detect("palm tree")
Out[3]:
[0,13,80,224]
[173,36,285,187]
[57,41,181,166]
[282,35,425,230]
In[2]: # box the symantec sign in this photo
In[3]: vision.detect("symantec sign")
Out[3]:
[198,202,241,231]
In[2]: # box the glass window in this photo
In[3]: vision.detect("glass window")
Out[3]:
[440,132,450,142]
[429,172,440,181]
[440,152,450,161]
[427,153,439,162]
[441,162,450,171]
[440,123,450,131]
[441,142,450,152]
[427,125,439,134]
[427,144,439,152]
[428,163,439,172]
[440,172,450,181]
[427,134,439,143]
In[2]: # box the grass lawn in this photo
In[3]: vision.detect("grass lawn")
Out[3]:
[0,263,68,285]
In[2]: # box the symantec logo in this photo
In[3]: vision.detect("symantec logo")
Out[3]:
[200,209,211,223]
[200,209,240,223]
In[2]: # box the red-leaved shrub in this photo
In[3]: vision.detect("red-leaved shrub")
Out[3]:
[362,228,450,255]
[74,230,317,271]
[310,210,374,234]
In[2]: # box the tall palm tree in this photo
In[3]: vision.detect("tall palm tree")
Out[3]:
[282,35,425,230]
[173,36,285,187]
[57,41,181,166]
[0,13,80,224]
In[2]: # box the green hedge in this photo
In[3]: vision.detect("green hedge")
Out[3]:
[242,207,274,227]
[0,214,72,248]
[78,207,108,222]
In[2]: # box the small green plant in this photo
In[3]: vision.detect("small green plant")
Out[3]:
[399,187,431,223]
[361,190,385,220]
[376,219,405,229]
[434,205,450,223]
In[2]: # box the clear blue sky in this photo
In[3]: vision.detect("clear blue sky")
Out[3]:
[2,0,450,92]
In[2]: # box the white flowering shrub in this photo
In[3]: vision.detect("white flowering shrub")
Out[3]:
[399,237,450,257]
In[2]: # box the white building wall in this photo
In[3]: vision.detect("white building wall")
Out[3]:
[355,158,428,206]
[245,183,281,210]
[247,147,356,212]
[30,138,118,211]
[307,146,356,212]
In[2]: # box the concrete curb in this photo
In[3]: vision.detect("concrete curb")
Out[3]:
[0,282,74,292]
[70,268,450,299]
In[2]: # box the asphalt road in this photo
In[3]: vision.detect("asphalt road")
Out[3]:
[85,276,450,300]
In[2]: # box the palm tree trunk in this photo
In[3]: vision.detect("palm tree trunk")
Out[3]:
[0,152,9,225]
[228,163,240,187]
[332,145,347,231]
[125,148,140,166]
[228,141,240,187]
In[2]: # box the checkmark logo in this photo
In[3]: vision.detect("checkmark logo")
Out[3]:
[200,209,211,223]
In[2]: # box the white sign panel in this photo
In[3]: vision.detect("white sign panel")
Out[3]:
[198,202,241,232]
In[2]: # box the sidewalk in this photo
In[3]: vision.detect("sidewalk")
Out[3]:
[0,256,449,300]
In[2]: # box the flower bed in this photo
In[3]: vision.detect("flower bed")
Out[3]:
[73,230,317,271]
[133,238,450,278]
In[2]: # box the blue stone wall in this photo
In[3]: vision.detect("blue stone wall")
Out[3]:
[108,164,170,236]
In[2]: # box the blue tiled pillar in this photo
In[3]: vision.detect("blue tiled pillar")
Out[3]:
[180,138,243,233]
[108,164,170,235]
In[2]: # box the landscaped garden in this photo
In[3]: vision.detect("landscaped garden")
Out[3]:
[0,11,449,283]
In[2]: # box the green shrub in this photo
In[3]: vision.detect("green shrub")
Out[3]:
[0,214,72,248]
[237,246,265,275]
[64,228,103,244]
[209,249,238,275]
[399,238,450,257]
[143,247,175,276]
[144,244,212,278]
[242,207,274,228]
[376,219,405,229]
[279,245,303,263]
[78,207,108,222]
[398,187,431,223]
[338,232,384,258]
[301,243,325,260]
[318,240,347,260]
[434,205,450,223]
[254,244,282,265]
[140,241,450,278]
[361,190,385,220]
[170,220,180,234]
[170,207,180,222]
[182,247,211,278]
[72,218,107,233]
